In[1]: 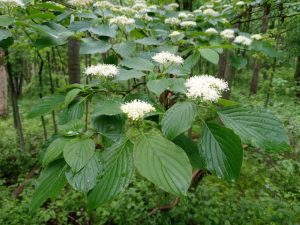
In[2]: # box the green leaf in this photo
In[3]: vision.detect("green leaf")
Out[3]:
[28,95,65,118]
[183,52,201,71]
[0,29,12,41]
[65,88,81,106]
[168,78,186,93]
[161,102,197,140]
[59,119,84,136]
[135,37,162,46]
[113,41,135,58]
[218,99,240,107]
[199,123,243,180]
[115,69,145,81]
[66,152,103,193]
[89,24,116,38]
[43,137,71,167]
[63,138,95,172]
[31,160,67,212]
[121,57,154,71]
[173,134,204,169]
[0,16,14,27]
[146,79,169,96]
[80,38,111,55]
[68,21,91,32]
[218,107,290,151]
[199,48,219,64]
[92,99,122,117]
[133,131,192,196]
[88,140,134,209]
[230,55,247,70]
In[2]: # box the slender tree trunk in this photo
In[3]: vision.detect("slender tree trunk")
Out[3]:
[249,4,270,96]
[68,37,81,84]
[0,49,8,118]
[223,52,233,99]
[218,51,227,79]
[6,53,25,151]
[295,56,300,99]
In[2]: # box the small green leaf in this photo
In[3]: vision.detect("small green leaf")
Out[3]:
[92,99,123,117]
[63,138,95,172]
[89,24,116,38]
[146,79,169,96]
[161,102,197,140]
[43,137,71,166]
[199,48,219,64]
[218,107,290,151]
[80,38,111,55]
[115,69,145,81]
[0,29,12,41]
[199,123,243,180]
[121,57,154,71]
[0,16,14,27]
[133,131,192,196]
[65,88,81,106]
[88,140,134,209]
[135,37,162,46]
[113,41,135,58]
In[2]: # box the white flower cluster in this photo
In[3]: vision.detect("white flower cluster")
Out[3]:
[185,75,228,102]
[135,13,153,21]
[152,51,184,65]
[167,3,179,8]
[121,100,155,121]
[193,9,202,14]
[220,29,235,39]
[94,0,114,8]
[109,16,135,26]
[68,0,92,7]
[205,28,218,34]
[1,0,24,7]
[203,8,219,17]
[251,34,262,40]
[169,31,182,37]
[178,12,193,19]
[180,21,197,28]
[85,64,119,78]
[234,35,252,46]
[164,17,181,25]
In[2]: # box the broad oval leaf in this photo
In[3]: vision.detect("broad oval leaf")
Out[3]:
[161,102,197,140]
[147,79,169,96]
[31,160,67,212]
[66,152,103,193]
[65,88,81,106]
[199,48,219,64]
[92,99,122,117]
[80,39,111,55]
[199,123,243,180]
[113,41,135,58]
[63,138,95,172]
[121,57,154,71]
[217,107,290,151]
[88,140,134,209]
[115,69,145,81]
[133,131,192,196]
[43,137,71,166]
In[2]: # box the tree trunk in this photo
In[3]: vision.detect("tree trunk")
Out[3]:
[6,52,25,151]
[222,52,233,100]
[68,37,81,84]
[249,4,270,96]
[0,49,8,118]
[218,51,227,79]
[295,56,300,99]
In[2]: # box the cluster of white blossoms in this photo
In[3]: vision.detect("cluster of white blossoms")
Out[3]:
[185,75,228,102]
[178,12,194,19]
[1,0,24,7]
[85,64,119,78]
[205,28,218,34]
[152,51,184,65]
[203,8,219,17]
[169,31,182,38]
[251,34,263,40]
[68,0,92,7]
[95,0,114,8]
[135,13,153,21]
[121,100,155,121]
[109,16,135,26]
[164,17,181,25]
[167,3,179,8]
[220,29,235,39]
[234,35,253,46]
[180,21,197,28]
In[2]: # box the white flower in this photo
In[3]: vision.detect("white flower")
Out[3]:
[68,0,92,7]
[132,3,147,11]
[152,51,184,65]
[120,7,137,14]
[135,13,153,21]
[193,9,202,14]
[205,28,218,34]
[167,3,179,8]
[109,16,135,26]
[236,1,245,6]
[169,31,182,37]
[234,35,252,46]
[1,0,24,7]
[220,29,235,39]
[85,64,119,78]
[203,8,219,17]
[95,1,114,8]
[251,34,262,40]
[185,75,228,102]
[121,100,155,121]
[164,17,181,25]
[178,12,193,19]
[220,18,229,24]
[180,21,197,28]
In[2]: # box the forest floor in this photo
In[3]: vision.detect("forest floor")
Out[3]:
[0,68,299,225]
